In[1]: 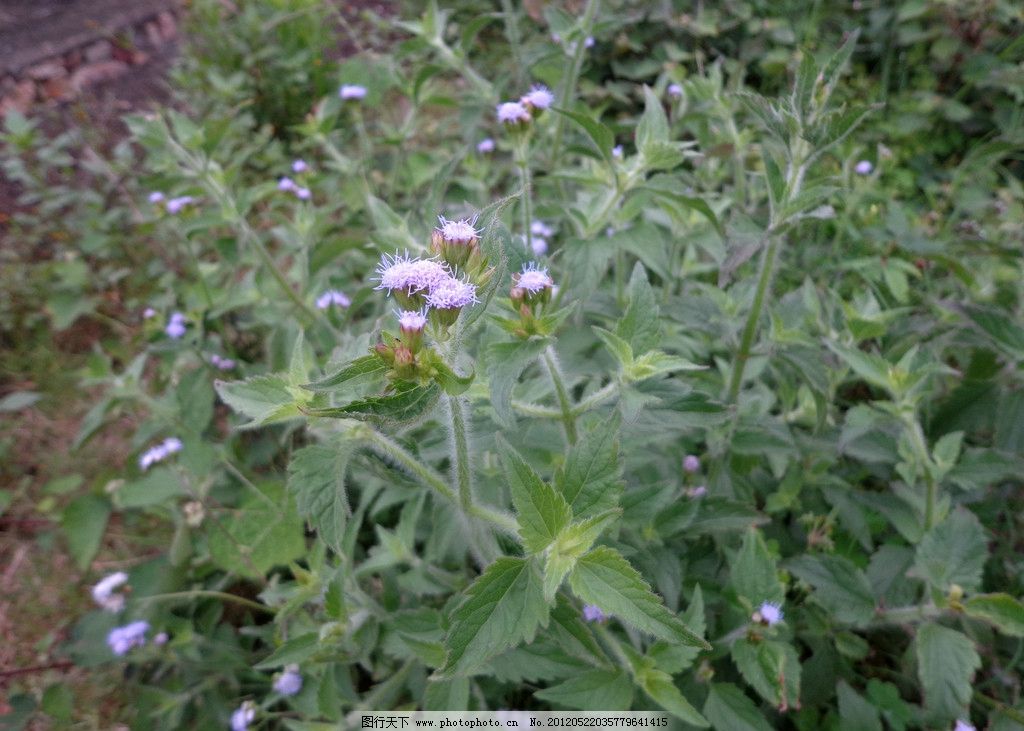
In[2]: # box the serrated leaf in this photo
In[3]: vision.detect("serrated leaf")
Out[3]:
[837,681,883,731]
[731,529,785,607]
[913,507,988,592]
[786,554,876,626]
[636,86,670,153]
[215,373,300,427]
[731,639,801,710]
[616,263,660,354]
[648,586,706,674]
[963,593,1024,637]
[442,557,550,676]
[305,381,440,425]
[703,683,773,731]
[544,510,621,601]
[302,355,386,392]
[569,546,709,649]
[207,481,305,579]
[62,495,110,571]
[254,633,319,669]
[594,327,634,369]
[497,436,572,553]
[486,339,548,428]
[963,305,1024,361]
[641,668,708,726]
[552,107,615,163]
[825,342,892,393]
[287,442,357,553]
[915,623,980,725]
[536,669,634,710]
[431,359,475,395]
[554,414,624,518]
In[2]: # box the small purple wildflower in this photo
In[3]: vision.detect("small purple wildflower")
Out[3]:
[148,191,165,204]
[477,138,495,153]
[582,604,606,622]
[398,309,429,332]
[521,84,554,110]
[687,485,707,498]
[165,311,187,339]
[92,571,128,612]
[210,354,236,371]
[107,620,149,656]
[667,83,683,98]
[291,159,308,173]
[339,84,367,100]
[142,307,157,319]
[517,263,554,294]
[584,36,595,48]
[273,664,303,696]
[278,177,296,192]
[683,454,700,473]
[855,160,873,175]
[497,101,530,125]
[612,145,624,159]
[153,632,169,646]
[954,721,976,731]
[531,237,548,256]
[315,290,351,310]
[425,276,478,309]
[531,220,554,238]
[165,196,195,215]
[437,216,479,244]
[757,601,784,626]
[230,702,256,731]
[295,187,311,200]
[139,437,182,471]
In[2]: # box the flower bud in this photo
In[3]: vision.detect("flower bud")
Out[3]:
[397,309,428,352]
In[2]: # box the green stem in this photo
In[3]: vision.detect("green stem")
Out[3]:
[904,415,938,531]
[448,394,474,512]
[976,691,1024,725]
[500,0,526,88]
[515,138,534,255]
[543,346,578,444]
[549,0,601,170]
[345,659,415,725]
[136,590,275,615]
[726,236,780,403]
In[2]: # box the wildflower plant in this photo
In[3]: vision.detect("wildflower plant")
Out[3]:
[39,3,1024,730]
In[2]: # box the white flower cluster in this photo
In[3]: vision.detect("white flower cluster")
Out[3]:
[92,571,129,612]
[139,437,183,471]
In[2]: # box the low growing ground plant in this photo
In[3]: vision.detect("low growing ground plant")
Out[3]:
[4,1,1024,729]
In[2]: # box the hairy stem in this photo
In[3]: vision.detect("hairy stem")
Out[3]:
[542,346,578,444]
[448,394,475,512]
[726,236,780,402]
[515,138,534,255]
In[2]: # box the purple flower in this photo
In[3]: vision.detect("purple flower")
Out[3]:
[295,187,311,200]
[142,307,157,319]
[584,36,595,48]
[437,216,479,245]
[582,604,606,622]
[107,620,149,656]
[612,145,623,159]
[531,220,554,238]
[687,485,707,498]
[315,289,351,310]
[153,632,169,646]
[667,83,683,98]
[92,571,128,612]
[273,664,303,696]
[855,160,873,175]
[291,159,308,173]
[397,309,428,332]
[476,138,495,153]
[517,263,554,294]
[531,237,548,256]
[521,84,554,111]
[497,101,530,125]
[757,601,784,626]
[339,84,367,100]
[139,437,182,471]
[954,721,976,731]
[148,192,165,204]
[165,196,195,215]
[278,177,296,192]
[210,354,236,371]
[683,454,700,473]
[164,311,187,339]
[425,276,478,309]
[230,702,256,731]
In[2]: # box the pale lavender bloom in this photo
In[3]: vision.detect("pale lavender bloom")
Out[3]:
[497,101,530,124]
[425,276,478,309]
[667,83,683,98]
[476,138,495,153]
[230,702,256,731]
[153,632,169,646]
[531,237,548,256]
[107,620,149,656]
[855,160,873,175]
[291,159,308,173]
[437,216,479,244]
[92,571,128,612]
[316,289,351,310]
[295,187,312,200]
[683,454,700,473]
[163,437,183,455]
[687,485,707,498]
[375,253,452,296]
[165,311,187,339]
[531,220,554,238]
[584,36,595,48]
[953,721,975,731]
[165,196,195,215]
[521,84,554,110]
[551,33,561,44]
[142,307,157,319]
[273,664,303,696]
[612,145,624,159]
[139,437,182,471]
[398,309,428,331]
[210,354,236,371]
[582,604,605,622]
[406,259,453,293]
[339,84,367,100]
[758,601,784,626]
[517,263,553,294]
[148,191,165,204]
[278,177,296,192]
[375,252,418,292]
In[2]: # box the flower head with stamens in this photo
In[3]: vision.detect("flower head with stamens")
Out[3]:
[231,701,257,731]
[521,84,554,113]
[426,275,478,328]
[756,601,784,626]
[92,571,129,612]
[166,196,195,215]
[292,159,308,173]
[477,138,495,153]
[497,101,530,127]
[582,604,606,622]
[433,216,481,267]
[855,160,873,175]
[398,309,428,332]
[437,216,479,245]
[531,220,554,238]
[165,311,186,339]
[107,620,149,656]
[148,191,165,204]
[274,664,303,696]
[278,177,296,192]
[516,263,554,294]
[667,83,683,98]
[683,454,700,473]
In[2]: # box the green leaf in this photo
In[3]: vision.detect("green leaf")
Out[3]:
[302,355,386,392]
[648,585,706,674]
[254,633,320,669]
[544,510,621,601]
[569,546,710,649]
[616,263,660,354]
[177,368,214,434]
[207,481,305,579]
[914,623,980,725]
[837,681,883,731]
[62,495,110,571]
[636,86,670,153]
[554,414,624,518]
[306,381,440,425]
[731,529,785,607]
[287,442,357,553]
[594,327,634,369]
[441,557,550,676]
[117,468,185,509]
[430,358,475,395]
[552,107,614,163]
[497,436,572,553]
[963,305,1024,361]
[703,683,773,731]
[0,390,41,412]
[536,669,634,711]
[641,176,724,238]
[640,668,708,726]
[486,339,548,428]
[963,593,1024,637]
[825,342,892,393]
[786,554,876,626]
[731,639,801,710]
[913,507,988,592]
[424,677,469,711]
[215,373,300,428]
